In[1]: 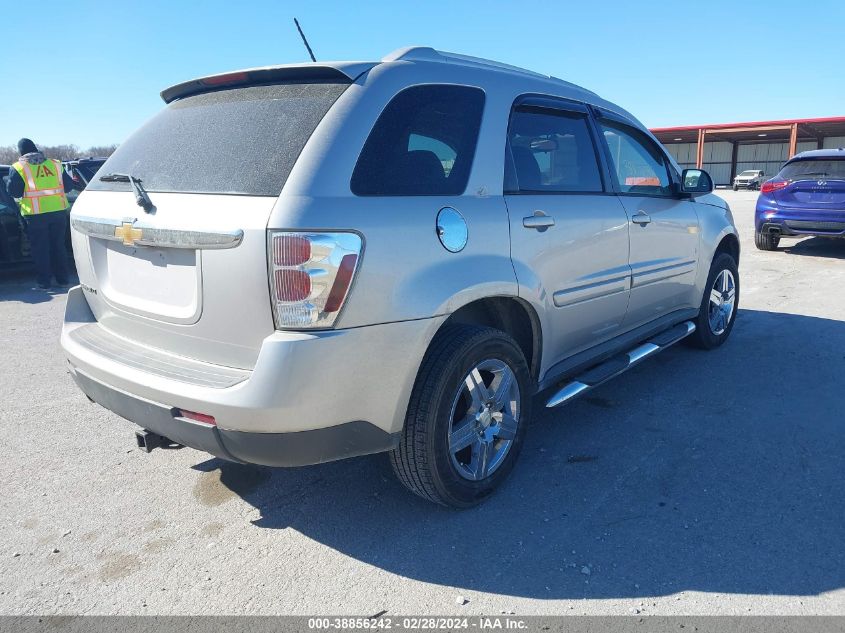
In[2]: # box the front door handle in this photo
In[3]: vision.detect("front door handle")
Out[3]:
[523,211,555,231]
[632,211,652,226]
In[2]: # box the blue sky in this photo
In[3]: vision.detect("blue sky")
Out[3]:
[2,0,844,147]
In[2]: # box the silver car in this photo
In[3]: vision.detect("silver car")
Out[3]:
[61,47,740,507]
[733,169,765,190]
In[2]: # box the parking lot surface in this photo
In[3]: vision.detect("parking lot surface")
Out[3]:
[1,190,843,616]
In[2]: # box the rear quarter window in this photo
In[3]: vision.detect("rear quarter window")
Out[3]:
[351,84,485,196]
[87,82,348,196]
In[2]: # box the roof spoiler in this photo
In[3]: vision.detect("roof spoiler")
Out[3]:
[160,62,376,103]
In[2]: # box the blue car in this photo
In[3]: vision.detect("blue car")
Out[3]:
[755,148,845,250]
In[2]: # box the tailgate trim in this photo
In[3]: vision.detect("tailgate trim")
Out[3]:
[71,215,244,250]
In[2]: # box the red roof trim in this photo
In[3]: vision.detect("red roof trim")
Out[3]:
[650,116,845,133]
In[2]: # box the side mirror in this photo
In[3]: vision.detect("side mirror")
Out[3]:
[681,168,713,196]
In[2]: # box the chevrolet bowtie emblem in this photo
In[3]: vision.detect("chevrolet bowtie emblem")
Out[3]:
[114,222,143,246]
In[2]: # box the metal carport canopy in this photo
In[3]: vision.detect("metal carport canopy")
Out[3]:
[651,116,845,168]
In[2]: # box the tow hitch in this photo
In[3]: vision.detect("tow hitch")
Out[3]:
[135,429,170,453]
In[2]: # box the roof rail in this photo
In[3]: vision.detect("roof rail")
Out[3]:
[382,46,550,79]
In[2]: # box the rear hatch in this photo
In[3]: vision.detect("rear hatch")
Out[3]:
[72,81,349,369]
[773,158,845,209]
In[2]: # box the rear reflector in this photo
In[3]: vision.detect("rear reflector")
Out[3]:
[761,180,789,194]
[178,410,216,426]
[324,254,358,313]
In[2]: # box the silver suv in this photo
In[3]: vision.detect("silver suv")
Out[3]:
[733,169,765,190]
[62,47,740,507]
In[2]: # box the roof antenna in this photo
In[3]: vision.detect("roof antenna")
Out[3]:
[294,18,317,62]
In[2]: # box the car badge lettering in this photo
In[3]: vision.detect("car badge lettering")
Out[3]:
[114,221,143,247]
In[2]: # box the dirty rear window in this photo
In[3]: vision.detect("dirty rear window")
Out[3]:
[778,159,845,180]
[87,83,348,196]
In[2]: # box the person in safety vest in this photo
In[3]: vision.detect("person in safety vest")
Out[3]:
[5,138,81,289]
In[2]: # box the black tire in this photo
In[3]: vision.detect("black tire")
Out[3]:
[390,324,532,507]
[754,229,780,251]
[733,185,738,191]
[686,252,739,350]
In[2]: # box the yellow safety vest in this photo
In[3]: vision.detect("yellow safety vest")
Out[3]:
[11,158,68,216]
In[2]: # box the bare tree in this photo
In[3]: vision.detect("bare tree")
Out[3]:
[41,144,81,160]
[83,145,119,158]
[0,146,18,164]
[0,143,118,165]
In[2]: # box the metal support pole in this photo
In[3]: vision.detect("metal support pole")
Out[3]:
[696,128,705,169]
[788,123,798,158]
[730,141,739,183]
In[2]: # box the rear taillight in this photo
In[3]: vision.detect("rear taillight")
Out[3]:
[268,231,363,329]
[761,180,788,194]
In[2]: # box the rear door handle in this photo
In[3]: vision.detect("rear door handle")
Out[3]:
[632,211,652,226]
[523,211,555,231]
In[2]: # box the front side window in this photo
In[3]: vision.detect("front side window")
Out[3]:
[351,85,485,196]
[506,108,603,193]
[599,120,673,196]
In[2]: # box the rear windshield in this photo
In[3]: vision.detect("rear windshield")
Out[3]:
[778,159,845,181]
[87,82,348,196]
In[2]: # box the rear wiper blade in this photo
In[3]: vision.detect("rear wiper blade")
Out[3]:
[100,172,154,212]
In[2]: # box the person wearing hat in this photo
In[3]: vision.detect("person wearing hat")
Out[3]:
[6,138,81,289]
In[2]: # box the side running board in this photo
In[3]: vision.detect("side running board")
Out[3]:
[545,321,696,408]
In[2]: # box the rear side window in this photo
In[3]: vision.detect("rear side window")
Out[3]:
[351,85,485,196]
[778,159,845,180]
[599,120,673,196]
[87,83,348,196]
[506,108,603,193]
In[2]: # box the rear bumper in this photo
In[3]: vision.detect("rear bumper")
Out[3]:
[62,286,446,464]
[70,368,398,466]
[759,220,845,237]
[756,207,845,237]
[755,197,845,236]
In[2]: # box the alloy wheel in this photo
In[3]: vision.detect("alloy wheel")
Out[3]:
[448,359,521,481]
[708,269,736,335]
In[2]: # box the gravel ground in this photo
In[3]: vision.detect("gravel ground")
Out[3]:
[0,190,843,616]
